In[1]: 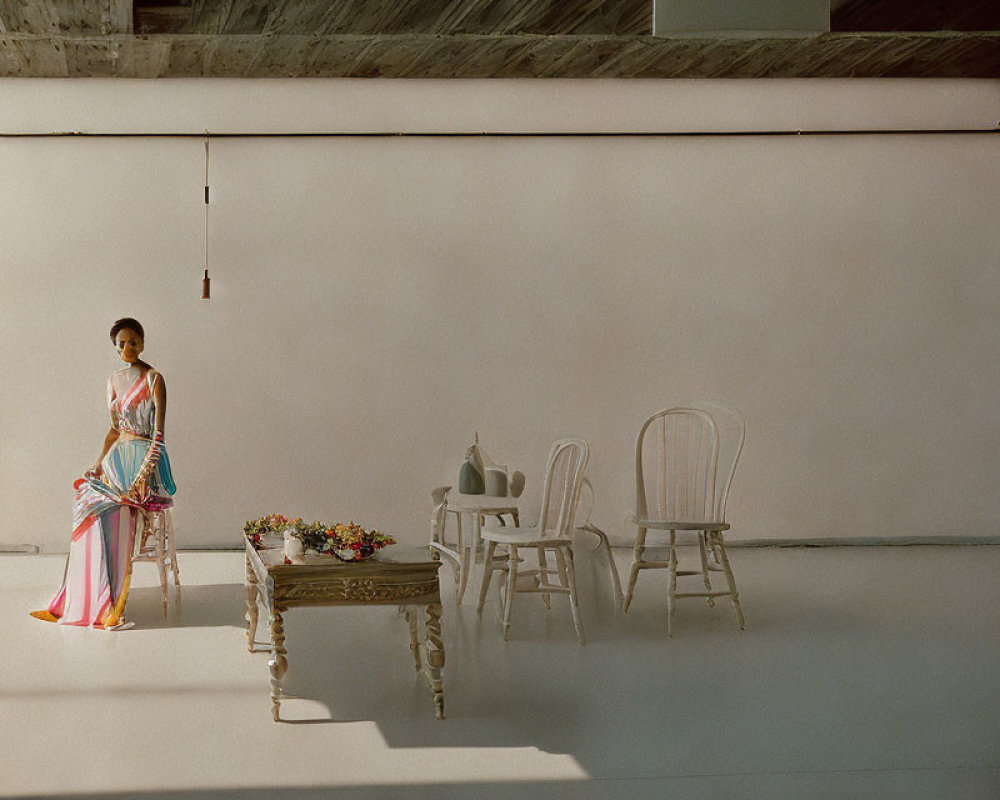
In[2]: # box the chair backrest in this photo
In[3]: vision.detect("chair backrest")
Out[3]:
[685,400,745,523]
[537,438,590,538]
[575,477,596,530]
[635,407,719,524]
[635,403,745,524]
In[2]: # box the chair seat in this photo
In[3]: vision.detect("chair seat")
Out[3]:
[636,518,729,532]
[481,525,572,547]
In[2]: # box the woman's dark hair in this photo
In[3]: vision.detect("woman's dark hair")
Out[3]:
[110,317,145,344]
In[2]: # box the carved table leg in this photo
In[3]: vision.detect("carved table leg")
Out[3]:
[245,555,259,652]
[404,607,422,672]
[269,607,288,722]
[424,602,446,719]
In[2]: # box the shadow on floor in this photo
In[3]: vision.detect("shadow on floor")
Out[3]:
[114,549,1000,789]
[11,770,1000,800]
[127,583,246,629]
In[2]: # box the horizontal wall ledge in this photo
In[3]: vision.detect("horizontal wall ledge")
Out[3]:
[1,78,997,136]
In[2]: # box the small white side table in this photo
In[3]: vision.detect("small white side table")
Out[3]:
[430,492,519,605]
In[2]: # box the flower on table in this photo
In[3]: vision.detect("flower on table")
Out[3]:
[243,514,395,557]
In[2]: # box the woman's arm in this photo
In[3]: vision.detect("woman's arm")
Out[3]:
[153,372,167,434]
[88,427,119,478]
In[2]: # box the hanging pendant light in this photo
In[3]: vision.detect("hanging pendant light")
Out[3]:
[201,131,211,299]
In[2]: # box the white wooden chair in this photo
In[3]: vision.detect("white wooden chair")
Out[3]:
[574,478,623,610]
[133,500,180,618]
[476,438,590,644]
[623,404,745,635]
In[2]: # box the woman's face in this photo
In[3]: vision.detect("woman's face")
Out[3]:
[114,329,144,365]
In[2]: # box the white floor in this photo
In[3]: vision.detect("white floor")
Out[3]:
[3,543,999,800]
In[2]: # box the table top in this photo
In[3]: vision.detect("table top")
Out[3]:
[248,534,439,569]
[246,534,442,608]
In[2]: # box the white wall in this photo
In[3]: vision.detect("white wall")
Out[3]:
[1,78,998,552]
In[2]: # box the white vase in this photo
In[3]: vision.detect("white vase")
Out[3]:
[283,530,304,562]
[485,467,508,497]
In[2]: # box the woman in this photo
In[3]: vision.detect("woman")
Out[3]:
[31,318,176,629]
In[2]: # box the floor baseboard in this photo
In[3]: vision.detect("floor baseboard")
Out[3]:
[9,536,1000,555]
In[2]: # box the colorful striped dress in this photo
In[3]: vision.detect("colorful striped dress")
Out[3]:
[31,366,177,629]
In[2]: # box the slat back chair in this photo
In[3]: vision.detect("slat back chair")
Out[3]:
[477,438,590,643]
[624,405,745,635]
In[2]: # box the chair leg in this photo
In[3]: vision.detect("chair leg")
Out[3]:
[154,515,168,618]
[565,547,584,645]
[536,546,552,609]
[166,510,180,587]
[707,531,725,571]
[502,545,518,641]
[457,538,472,606]
[623,527,647,613]
[717,536,745,631]
[454,513,471,603]
[476,541,498,614]
[597,530,624,611]
[552,546,570,596]
[697,532,714,607]
[667,530,677,638]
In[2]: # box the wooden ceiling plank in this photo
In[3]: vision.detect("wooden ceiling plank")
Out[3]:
[219,0,268,35]
[918,37,997,78]
[758,34,846,77]
[300,34,373,76]
[16,36,61,75]
[0,37,24,74]
[343,33,388,77]
[497,0,553,35]
[393,34,445,78]
[208,35,267,75]
[262,0,318,36]
[250,34,323,76]
[862,36,945,78]
[588,38,648,77]
[545,0,622,36]
[1,30,998,78]
[311,1,356,36]
[619,0,652,36]
[183,0,212,34]
[12,1,60,35]
[427,0,489,35]
[123,34,172,76]
[107,0,133,34]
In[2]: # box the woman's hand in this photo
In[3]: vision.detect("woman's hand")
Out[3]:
[85,463,104,480]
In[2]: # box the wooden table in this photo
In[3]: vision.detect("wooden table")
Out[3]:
[244,534,446,721]
[430,492,519,605]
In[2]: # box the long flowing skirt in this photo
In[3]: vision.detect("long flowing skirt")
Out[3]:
[31,439,176,629]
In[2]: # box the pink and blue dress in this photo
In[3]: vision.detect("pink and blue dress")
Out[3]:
[32,366,176,628]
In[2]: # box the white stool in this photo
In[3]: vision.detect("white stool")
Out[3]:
[133,503,180,617]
